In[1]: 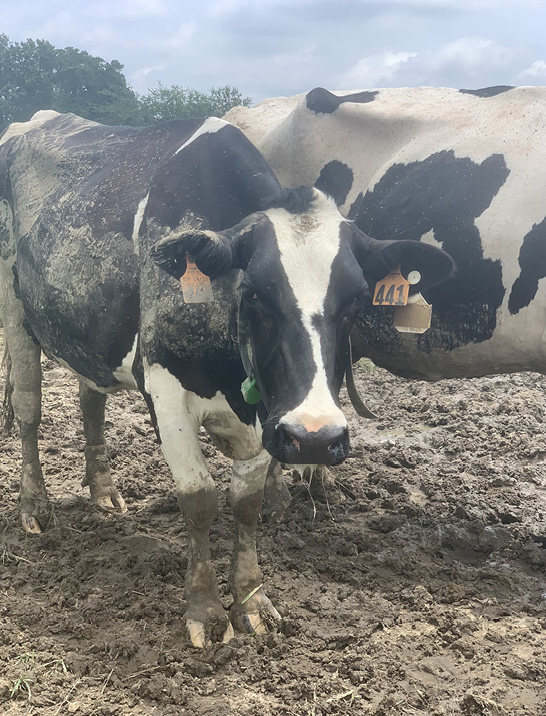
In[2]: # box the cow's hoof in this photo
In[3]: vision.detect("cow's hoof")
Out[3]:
[230,589,281,635]
[185,600,234,648]
[186,617,234,648]
[91,488,127,514]
[21,513,43,534]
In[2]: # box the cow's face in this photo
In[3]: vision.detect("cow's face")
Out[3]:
[152,187,454,466]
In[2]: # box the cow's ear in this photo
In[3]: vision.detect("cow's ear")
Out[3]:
[151,215,262,279]
[350,226,455,293]
[151,228,233,280]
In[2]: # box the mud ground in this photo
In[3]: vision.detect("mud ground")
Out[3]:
[0,344,545,715]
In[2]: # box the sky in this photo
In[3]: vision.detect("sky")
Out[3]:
[3,0,546,103]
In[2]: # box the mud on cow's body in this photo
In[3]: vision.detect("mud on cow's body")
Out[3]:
[226,85,546,379]
[0,111,452,646]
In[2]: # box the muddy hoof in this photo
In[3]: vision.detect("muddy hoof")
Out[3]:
[186,617,234,649]
[21,513,43,534]
[91,488,127,514]
[185,599,234,648]
[230,588,281,635]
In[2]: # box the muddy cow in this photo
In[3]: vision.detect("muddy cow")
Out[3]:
[226,85,546,380]
[0,111,453,645]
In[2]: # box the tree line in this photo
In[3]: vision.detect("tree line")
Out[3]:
[0,35,252,132]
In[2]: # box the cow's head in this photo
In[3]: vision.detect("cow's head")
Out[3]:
[152,187,454,466]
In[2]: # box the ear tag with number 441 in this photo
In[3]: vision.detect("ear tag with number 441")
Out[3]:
[373,265,410,307]
[180,254,214,303]
[373,265,432,334]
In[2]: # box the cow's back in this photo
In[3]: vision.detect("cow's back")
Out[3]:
[0,112,211,387]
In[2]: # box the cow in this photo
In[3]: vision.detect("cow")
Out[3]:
[226,85,546,380]
[0,110,452,646]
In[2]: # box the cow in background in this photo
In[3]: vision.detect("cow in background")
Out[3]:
[226,85,546,379]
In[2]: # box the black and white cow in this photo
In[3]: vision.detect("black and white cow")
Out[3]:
[226,85,546,379]
[0,111,452,646]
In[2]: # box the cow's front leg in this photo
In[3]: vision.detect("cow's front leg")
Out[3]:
[179,479,234,648]
[229,450,281,634]
[144,366,233,648]
[78,380,126,513]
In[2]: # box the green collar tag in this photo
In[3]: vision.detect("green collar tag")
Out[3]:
[241,376,262,405]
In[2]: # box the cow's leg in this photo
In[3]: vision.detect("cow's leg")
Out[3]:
[78,380,126,513]
[0,281,47,532]
[262,458,291,523]
[228,449,281,634]
[14,341,47,533]
[143,365,234,648]
[205,423,281,635]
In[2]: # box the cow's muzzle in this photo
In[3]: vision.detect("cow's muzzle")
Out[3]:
[267,423,350,466]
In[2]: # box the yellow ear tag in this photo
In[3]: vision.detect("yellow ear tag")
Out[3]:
[180,254,214,303]
[373,265,410,307]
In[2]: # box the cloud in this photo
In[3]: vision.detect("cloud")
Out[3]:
[338,36,533,89]
[3,0,546,102]
[84,0,168,20]
[430,36,525,77]
[164,22,197,52]
[517,59,546,81]
[130,64,168,83]
[338,51,418,88]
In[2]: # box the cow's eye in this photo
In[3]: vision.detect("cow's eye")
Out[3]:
[243,289,275,316]
[241,282,259,300]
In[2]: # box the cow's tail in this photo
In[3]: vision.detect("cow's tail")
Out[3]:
[2,343,14,436]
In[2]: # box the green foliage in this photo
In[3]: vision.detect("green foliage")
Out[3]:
[0,35,251,132]
[0,34,140,131]
[138,82,252,124]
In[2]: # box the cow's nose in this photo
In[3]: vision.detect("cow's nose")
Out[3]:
[277,423,350,466]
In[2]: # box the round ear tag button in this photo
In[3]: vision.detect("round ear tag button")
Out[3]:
[407,270,421,285]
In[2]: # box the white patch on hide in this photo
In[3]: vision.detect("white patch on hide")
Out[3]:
[0,110,61,146]
[143,359,262,494]
[113,334,138,389]
[266,189,347,431]
[175,117,230,155]
[132,194,149,254]
[53,335,139,394]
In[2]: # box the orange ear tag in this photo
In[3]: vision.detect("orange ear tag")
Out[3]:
[180,255,214,303]
[373,265,410,307]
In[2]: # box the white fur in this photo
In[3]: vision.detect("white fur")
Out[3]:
[0,110,61,146]
[266,190,347,432]
[132,194,149,254]
[113,334,139,389]
[143,359,262,494]
[175,117,230,155]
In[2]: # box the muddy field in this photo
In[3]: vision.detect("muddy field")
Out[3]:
[0,346,545,716]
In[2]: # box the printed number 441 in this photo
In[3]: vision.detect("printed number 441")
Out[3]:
[374,283,407,306]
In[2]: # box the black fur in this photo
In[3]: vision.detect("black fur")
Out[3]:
[266,186,317,214]
[151,229,233,280]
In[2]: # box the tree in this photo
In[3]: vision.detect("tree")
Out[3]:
[138,83,252,124]
[0,35,139,131]
[0,35,252,133]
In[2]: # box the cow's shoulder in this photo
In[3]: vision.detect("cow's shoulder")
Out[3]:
[224,94,303,147]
